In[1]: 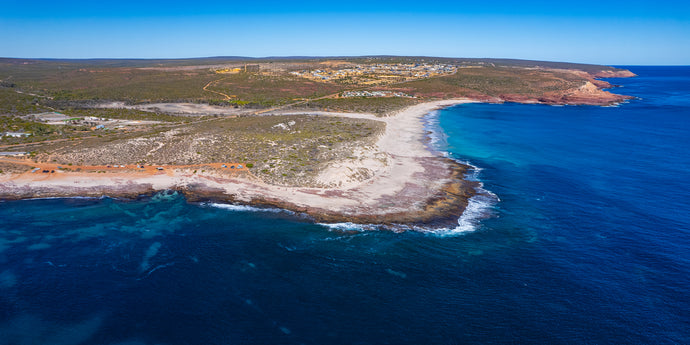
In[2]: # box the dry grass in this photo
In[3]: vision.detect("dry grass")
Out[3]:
[398,66,584,99]
[0,57,628,187]
[23,115,384,186]
[0,88,51,115]
[207,73,345,106]
[292,97,420,116]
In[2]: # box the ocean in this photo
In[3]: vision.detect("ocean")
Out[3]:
[1,66,689,344]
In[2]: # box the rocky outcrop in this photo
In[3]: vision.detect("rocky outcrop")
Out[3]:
[557,81,632,105]
[496,68,636,106]
[294,159,478,227]
[180,158,478,229]
[0,182,156,201]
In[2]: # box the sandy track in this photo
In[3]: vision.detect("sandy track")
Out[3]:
[93,102,250,116]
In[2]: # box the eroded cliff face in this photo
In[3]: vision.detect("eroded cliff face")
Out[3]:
[553,69,636,105]
[557,81,631,105]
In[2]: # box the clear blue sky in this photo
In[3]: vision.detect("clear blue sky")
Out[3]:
[2,0,689,65]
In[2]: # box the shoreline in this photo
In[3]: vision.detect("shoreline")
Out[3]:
[0,99,480,229]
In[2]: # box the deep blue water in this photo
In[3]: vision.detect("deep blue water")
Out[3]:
[1,66,689,344]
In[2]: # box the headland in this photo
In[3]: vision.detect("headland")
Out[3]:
[0,56,636,227]
[0,100,478,228]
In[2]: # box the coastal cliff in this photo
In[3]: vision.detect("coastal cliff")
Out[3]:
[391,65,637,108]
[497,69,636,106]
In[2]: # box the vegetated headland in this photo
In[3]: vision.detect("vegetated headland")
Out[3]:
[0,56,635,228]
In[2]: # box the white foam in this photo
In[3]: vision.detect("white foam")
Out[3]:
[603,102,627,108]
[25,196,101,201]
[386,268,408,279]
[138,262,175,280]
[317,222,378,232]
[431,160,500,236]
[404,193,492,237]
[418,150,499,237]
[423,110,451,156]
[204,203,285,213]
[150,190,179,202]
[318,165,499,237]
[448,193,496,235]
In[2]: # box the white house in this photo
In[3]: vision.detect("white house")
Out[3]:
[2,132,30,138]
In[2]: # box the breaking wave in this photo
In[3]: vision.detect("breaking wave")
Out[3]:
[204,202,288,213]
[317,162,498,237]
[421,106,500,236]
[317,222,380,232]
[423,110,450,156]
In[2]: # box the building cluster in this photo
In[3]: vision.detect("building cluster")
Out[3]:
[290,63,457,85]
[341,91,414,98]
[20,112,154,131]
[1,132,30,138]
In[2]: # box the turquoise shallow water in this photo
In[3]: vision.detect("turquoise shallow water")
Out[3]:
[1,66,689,344]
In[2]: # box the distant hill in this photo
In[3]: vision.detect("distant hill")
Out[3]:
[0,56,627,72]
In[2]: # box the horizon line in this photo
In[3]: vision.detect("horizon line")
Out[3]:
[3,55,688,67]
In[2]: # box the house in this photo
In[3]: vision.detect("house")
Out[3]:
[3,132,30,138]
